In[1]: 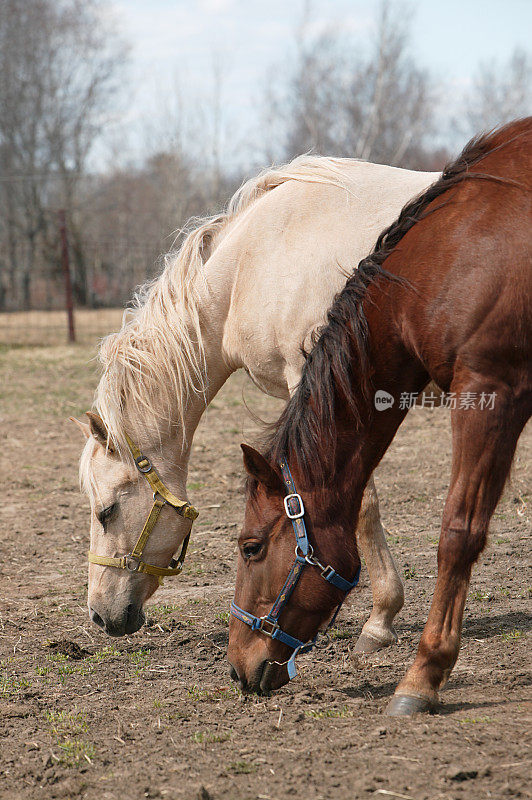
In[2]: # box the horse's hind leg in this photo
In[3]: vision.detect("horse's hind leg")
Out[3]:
[386,386,529,716]
[353,475,404,653]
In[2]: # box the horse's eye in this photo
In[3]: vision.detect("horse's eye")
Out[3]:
[242,541,263,560]
[97,503,117,529]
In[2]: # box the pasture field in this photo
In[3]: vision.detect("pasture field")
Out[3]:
[0,335,530,800]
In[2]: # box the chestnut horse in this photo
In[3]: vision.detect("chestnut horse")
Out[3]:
[228,118,532,715]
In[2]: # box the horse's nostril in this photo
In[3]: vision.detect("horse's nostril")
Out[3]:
[125,603,145,635]
[259,660,277,693]
[89,608,105,630]
[228,663,247,690]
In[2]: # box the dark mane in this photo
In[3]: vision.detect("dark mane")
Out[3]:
[252,118,532,491]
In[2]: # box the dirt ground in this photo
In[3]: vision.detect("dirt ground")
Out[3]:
[0,340,530,800]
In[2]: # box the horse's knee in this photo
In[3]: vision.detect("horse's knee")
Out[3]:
[438,522,487,567]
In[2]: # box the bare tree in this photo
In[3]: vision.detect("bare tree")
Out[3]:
[347,2,435,165]
[262,1,436,169]
[135,52,233,213]
[0,0,127,308]
[464,48,532,135]
[76,151,202,307]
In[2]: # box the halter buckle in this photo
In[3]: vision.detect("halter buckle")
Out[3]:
[284,493,304,519]
[135,455,152,473]
[124,554,141,572]
[258,617,279,637]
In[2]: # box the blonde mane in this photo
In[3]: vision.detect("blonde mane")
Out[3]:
[91,155,354,457]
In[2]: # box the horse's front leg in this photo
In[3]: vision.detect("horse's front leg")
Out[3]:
[353,475,404,653]
[386,390,528,715]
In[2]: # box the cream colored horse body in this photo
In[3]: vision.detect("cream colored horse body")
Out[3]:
[222,161,436,394]
[79,156,437,642]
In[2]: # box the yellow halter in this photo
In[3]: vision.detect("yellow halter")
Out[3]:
[88,433,199,581]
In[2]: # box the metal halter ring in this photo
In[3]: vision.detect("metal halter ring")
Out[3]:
[295,543,313,560]
[124,554,141,572]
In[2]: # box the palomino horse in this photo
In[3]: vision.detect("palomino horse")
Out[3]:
[228,119,532,714]
[74,156,437,639]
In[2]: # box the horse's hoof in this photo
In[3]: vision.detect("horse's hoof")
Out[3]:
[353,631,395,654]
[385,693,435,716]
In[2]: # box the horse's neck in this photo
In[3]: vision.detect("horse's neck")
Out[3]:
[329,291,429,527]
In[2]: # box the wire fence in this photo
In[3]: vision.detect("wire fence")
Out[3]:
[0,307,125,347]
[0,229,163,347]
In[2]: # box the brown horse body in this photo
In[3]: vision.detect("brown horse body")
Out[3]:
[228,118,532,713]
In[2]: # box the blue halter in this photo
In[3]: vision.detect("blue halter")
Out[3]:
[230,460,360,680]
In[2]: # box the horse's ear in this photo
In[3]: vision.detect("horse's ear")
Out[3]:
[241,444,284,493]
[85,411,115,453]
[69,416,90,439]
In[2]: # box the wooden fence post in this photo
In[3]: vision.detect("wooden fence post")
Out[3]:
[58,209,76,343]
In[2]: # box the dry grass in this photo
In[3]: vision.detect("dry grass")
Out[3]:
[0,308,124,347]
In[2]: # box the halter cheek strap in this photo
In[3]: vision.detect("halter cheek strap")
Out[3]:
[88,433,199,581]
[230,460,360,680]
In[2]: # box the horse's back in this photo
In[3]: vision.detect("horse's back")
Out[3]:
[220,160,437,397]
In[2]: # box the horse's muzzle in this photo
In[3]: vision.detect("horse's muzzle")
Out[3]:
[89,603,145,637]
[229,659,288,694]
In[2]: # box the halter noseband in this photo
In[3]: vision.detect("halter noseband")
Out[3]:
[230,460,360,680]
[88,433,199,582]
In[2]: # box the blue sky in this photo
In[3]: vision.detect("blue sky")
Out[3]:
[107,0,531,166]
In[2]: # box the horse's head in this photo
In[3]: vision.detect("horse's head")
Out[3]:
[228,444,359,693]
[74,413,194,637]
